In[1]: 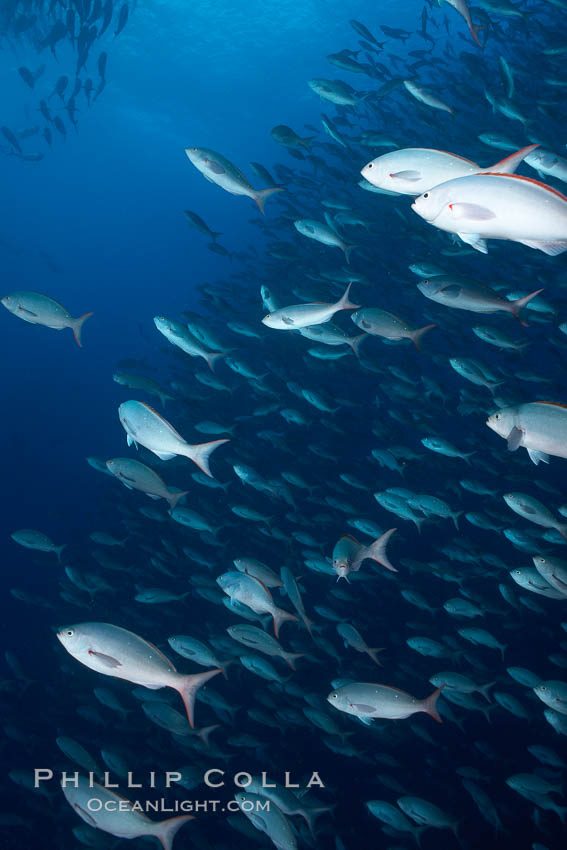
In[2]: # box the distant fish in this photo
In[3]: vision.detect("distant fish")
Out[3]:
[1,291,93,346]
[185,147,284,214]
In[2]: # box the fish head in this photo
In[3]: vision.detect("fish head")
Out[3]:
[486,406,515,438]
[416,277,442,299]
[56,624,88,657]
[360,156,386,188]
[1,294,14,311]
[333,562,351,582]
[327,688,350,712]
[332,535,360,579]
[412,184,448,222]
[184,147,203,166]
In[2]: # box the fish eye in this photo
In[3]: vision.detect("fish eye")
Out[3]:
[330,693,338,699]
[367,163,373,169]
[422,192,429,199]
[65,629,74,637]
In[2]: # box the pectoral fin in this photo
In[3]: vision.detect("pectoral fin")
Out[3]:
[350,702,376,713]
[208,161,226,174]
[390,169,421,180]
[88,650,122,668]
[282,316,295,326]
[506,426,523,451]
[449,203,496,220]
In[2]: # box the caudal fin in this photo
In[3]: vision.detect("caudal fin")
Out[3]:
[205,352,224,372]
[364,528,397,573]
[70,312,94,347]
[301,135,316,150]
[350,333,367,360]
[211,231,223,242]
[186,439,229,478]
[509,288,544,326]
[367,647,384,666]
[273,607,299,638]
[176,668,222,728]
[411,323,436,351]
[451,511,463,530]
[284,652,305,670]
[337,282,360,311]
[154,814,194,850]
[485,144,540,175]
[195,723,221,746]
[422,684,445,723]
[343,244,357,265]
[253,186,285,214]
[55,544,67,564]
[168,489,189,511]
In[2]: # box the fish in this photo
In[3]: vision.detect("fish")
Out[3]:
[154,316,223,371]
[361,145,538,196]
[487,402,567,464]
[262,283,359,329]
[62,776,193,848]
[56,622,221,727]
[185,148,283,213]
[294,218,356,262]
[270,125,315,150]
[331,530,397,580]
[328,682,445,721]
[10,529,66,561]
[118,401,229,475]
[1,292,93,346]
[417,275,543,324]
[412,173,567,255]
[351,307,436,350]
[106,457,188,508]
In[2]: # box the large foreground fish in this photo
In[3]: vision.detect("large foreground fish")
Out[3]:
[412,173,567,255]
[360,145,537,196]
[487,402,567,465]
[185,147,283,213]
[57,622,221,727]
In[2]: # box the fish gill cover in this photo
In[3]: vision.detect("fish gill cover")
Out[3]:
[1,0,567,848]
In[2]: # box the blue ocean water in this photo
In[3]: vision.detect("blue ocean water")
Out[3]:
[1,0,567,848]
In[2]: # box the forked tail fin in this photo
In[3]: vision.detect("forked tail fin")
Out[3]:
[154,814,194,850]
[411,323,436,351]
[363,528,397,572]
[508,288,544,326]
[484,144,540,175]
[422,684,445,723]
[185,439,230,478]
[71,312,94,347]
[253,186,285,214]
[176,668,222,728]
[273,607,299,638]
